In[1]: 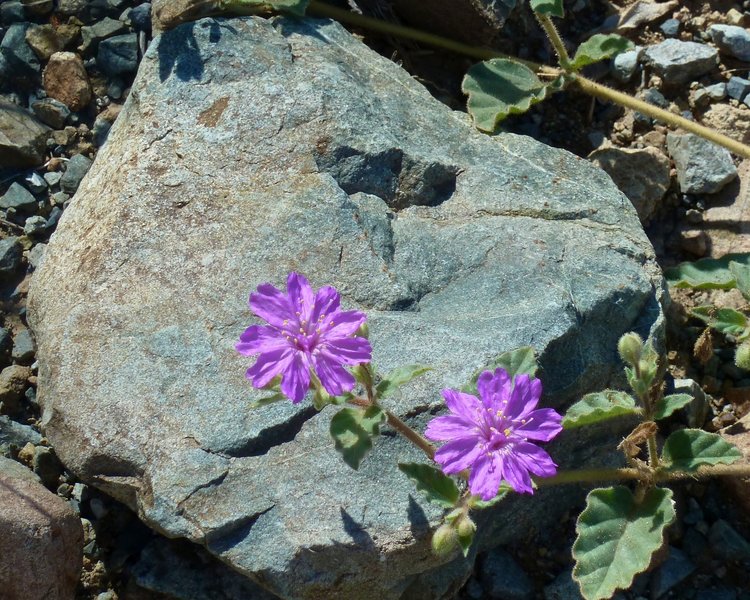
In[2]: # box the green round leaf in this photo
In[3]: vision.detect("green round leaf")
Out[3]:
[661,429,743,472]
[573,486,676,600]
[562,390,639,429]
[330,406,386,470]
[462,59,550,132]
[530,0,564,17]
[653,394,693,420]
[665,253,750,289]
[398,462,460,508]
[571,34,634,70]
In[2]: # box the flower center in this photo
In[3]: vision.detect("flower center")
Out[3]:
[282,313,336,354]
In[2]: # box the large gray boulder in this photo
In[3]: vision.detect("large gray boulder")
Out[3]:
[28,16,665,600]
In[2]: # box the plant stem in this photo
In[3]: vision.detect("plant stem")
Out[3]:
[534,463,750,487]
[572,76,750,159]
[346,395,436,459]
[307,0,750,160]
[535,12,572,70]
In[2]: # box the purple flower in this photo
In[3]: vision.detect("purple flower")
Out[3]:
[425,368,562,500]
[236,272,372,403]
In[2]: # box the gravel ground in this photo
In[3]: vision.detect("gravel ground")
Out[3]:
[2,0,750,598]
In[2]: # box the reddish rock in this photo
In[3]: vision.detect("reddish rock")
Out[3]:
[0,456,83,600]
[43,52,92,112]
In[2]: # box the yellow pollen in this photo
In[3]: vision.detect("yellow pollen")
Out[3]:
[316,328,321,334]
[504,428,512,436]
[299,328,305,333]
[283,319,289,326]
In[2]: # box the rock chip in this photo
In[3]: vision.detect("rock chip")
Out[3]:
[28,16,665,600]
[617,0,677,31]
[1,22,40,73]
[0,455,83,600]
[0,237,23,278]
[21,0,54,16]
[709,24,750,62]
[588,146,671,223]
[0,182,37,212]
[97,33,139,75]
[80,17,126,52]
[667,132,737,194]
[24,214,47,236]
[43,51,92,112]
[0,101,50,169]
[31,97,71,129]
[727,76,750,101]
[0,1,24,24]
[642,39,718,84]
[649,547,695,599]
[611,47,641,82]
[25,24,62,61]
[60,153,93,194]
[0,415,42,456]
[708,519,750,561]
[0,364,31,413]
[12,328,35,364]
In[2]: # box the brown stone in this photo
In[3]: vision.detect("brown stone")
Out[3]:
[588,146,671,223]
[0,456,83,600]
[702,158,750,257]
[43,52,92,112]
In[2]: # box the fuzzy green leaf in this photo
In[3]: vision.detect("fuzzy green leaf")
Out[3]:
[249,392,286,409]
[563,390,639,429]
[691,306,748,336]
[653,394,693,420]
[375,365,432,399]
[463,59,551,132]
[530,0,564,17]
[729,261,750,301]
[573,486,676,600]
[220,0,309,17]
[330,406,386,470]
[661,429,743,472]
[665,253,750,289]
[463,347,538,395]
[398,462,460,508]
[571,34,634,70]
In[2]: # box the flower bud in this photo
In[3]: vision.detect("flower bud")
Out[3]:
[355,323,369,339]
[736,341,750,371]
[431,523,458,557]
[618,333,643,366]
[456,515,477,540]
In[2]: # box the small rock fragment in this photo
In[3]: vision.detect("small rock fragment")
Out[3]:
[97,33,139,75]
[611,47,641,82]
[60,153,93,194]
[588,146,671,223]
[25,24,62,61]
[680,229,709,257]
[709,24,750,62]
[708,519,750,561]
[617,0,677,31]
[12,329,35,364]
[667,132,737,194]
[24,215,47,236]
[649,547,695,599]
[0,364,31,414]
[642,39,719,84]
[0,238,23,279]
[0,101,50,169]
[0,182,37,212]
[727,76,750,101]
[660,19,681,38]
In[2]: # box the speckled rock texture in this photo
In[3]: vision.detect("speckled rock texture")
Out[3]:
[29,16,665,600]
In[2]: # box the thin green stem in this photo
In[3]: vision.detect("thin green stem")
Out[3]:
[572,76,750,159]
[534,463,750,487]
[535,12,572,70]
[346,395,436,459]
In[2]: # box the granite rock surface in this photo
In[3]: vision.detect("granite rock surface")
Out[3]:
[29,15,665,600]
